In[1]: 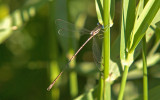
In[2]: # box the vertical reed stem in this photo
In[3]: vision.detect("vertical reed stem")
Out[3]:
[103,0,111,99]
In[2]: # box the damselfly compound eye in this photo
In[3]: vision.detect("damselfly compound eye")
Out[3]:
[97,22,100,25]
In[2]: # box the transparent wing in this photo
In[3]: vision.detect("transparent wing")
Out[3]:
[55,19,91,37]
[92,37,103,72]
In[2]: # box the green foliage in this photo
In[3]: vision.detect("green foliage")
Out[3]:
[95,0,114,25]
[119,0,160,99]
[0,0,160,100]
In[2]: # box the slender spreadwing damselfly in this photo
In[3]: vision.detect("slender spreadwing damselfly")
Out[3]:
[47,19,110,91]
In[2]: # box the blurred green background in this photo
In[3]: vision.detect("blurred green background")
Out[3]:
[0,0,160,100]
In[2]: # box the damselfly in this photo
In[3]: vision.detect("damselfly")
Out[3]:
[47,19,110,91]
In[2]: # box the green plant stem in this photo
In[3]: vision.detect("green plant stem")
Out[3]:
[98,76,104,100]
[142,35,148,100]
[103,0,110,100]
[118,65,129,100]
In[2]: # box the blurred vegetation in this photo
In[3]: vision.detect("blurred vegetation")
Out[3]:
[0,0,159,100]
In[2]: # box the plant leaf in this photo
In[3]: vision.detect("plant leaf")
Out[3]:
[120,0,136,66]
[129,0,160,53]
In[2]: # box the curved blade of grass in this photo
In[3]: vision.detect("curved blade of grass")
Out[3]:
[133,8,160,61]
[95,0,103,25]
[129,0,160,53]
[110,0,115,24]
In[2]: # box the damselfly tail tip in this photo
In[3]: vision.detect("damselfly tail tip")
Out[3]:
[47,71,63,91]
[47,88,51,91]
[47,84,53,91]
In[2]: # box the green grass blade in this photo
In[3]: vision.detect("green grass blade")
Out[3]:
[135,0,145,21]
[129,0,160,53]
[95,0,103,25]
[120,0,136,66]
[119,0,136,99]
[110,0,115,24]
